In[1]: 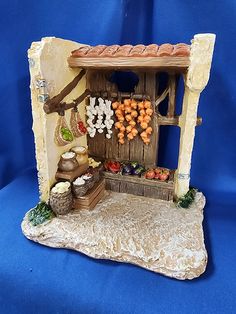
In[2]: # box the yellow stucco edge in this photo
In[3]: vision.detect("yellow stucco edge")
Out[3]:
[28,37,87,201]
[174,33,216,197]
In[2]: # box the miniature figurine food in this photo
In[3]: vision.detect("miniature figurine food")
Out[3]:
[71,146,88,165]
[73,177,85,186]
[61,127,73,142]
[114,99,153,144]
[88,157,101,168]
[51,181,70,193]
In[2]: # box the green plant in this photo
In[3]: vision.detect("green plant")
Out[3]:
[177,188,197,208]
[28,202,55,226]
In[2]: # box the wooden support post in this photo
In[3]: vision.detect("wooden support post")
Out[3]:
[174,34,216,198]
[167,74,177,118]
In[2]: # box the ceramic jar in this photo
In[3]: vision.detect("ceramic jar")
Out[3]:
[70,146,88,165]
[58,152,79,172]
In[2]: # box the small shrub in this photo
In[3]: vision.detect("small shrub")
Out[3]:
[28,202,55,226]
[177,188,197,208]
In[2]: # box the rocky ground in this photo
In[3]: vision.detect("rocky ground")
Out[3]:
[22,191,207,280]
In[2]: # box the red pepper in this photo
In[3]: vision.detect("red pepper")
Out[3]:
[105,161,121,173]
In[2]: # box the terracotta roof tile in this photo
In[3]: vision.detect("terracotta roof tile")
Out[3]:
[71,43,190,58]
[141,44,159,57]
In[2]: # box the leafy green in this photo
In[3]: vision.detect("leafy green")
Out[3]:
[61,127,73,142]
[177,188,197,208]
[28,202,55,226]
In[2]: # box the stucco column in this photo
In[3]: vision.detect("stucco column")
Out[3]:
[174,33,216,198]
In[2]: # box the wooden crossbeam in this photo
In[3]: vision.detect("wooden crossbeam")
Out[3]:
[157,115,202,126]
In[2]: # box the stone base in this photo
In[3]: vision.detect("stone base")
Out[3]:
[21,191,207,280]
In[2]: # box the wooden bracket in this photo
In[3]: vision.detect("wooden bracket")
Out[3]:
[155,74,178,118]
[43,69,87,114]
[157,114,202,126]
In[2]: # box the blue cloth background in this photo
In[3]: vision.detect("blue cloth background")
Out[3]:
[0,1,236,313]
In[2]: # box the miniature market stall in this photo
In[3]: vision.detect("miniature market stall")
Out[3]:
[22,34,215,280]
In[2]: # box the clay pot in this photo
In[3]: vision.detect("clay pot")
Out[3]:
[49,187,73,215]
[58,152,78,172]
[70,146,88,165]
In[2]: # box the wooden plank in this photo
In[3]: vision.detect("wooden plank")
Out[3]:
[74,179,105,202]
[86,71,97,157]
[144,72,158,167]
[103,171,174,189]
[73,186,105,210]
[68,56,190,70]
[107,177,172,201]
[106,127,119,160]
[128,72,145,163]
[127,182,144,196]
[91,92,150,100]
[119,181,129,194]
[143,186,157,199]
[55,162,88,182]
[105,178,120,192]
[105,71,119,160]
[167,74,177,118]
[118,140,130,161]
[87,71,107,159]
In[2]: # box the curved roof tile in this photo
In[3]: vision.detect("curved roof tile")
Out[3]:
[71,43,190,58]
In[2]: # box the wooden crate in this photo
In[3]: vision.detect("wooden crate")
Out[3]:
[73,179,105,210]
[103,172,174,201]
[55,162,88,182]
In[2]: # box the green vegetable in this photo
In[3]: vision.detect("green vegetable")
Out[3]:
[176,188,197,208]
[61,127,73,142]
[130,161,139,169]
[28,202,55,226]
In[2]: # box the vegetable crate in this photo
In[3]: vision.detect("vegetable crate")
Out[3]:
[103,171,175,201]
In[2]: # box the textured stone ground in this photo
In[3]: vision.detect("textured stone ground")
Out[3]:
[21,191,207,280]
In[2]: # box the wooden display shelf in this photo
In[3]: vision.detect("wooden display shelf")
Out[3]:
[55,162,89,182]
[73,179,105,210]
[103,171,175,201]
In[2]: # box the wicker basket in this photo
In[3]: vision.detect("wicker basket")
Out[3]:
[83,176,94,190]
[88,165,103,183]
[72,183,88,198]
[93,170,100,183]
[49,187,73,215]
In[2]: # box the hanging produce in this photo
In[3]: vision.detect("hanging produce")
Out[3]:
[86,97,114,139]
[113,99,153,145]
[70,107,87,137]
[54,114,74,146]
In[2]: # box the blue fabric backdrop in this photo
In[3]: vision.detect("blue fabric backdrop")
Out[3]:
[0,1,236,313]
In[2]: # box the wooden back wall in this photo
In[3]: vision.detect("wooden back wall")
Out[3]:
[87,70,159,168]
